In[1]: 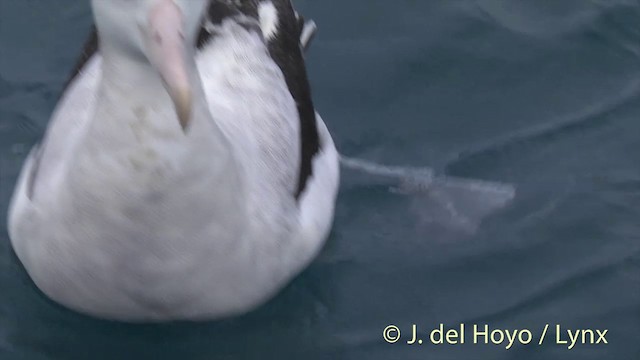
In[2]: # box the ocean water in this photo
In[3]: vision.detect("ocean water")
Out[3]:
[1,0,639,359]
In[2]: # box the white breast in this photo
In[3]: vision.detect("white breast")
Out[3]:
[7,18,340,322]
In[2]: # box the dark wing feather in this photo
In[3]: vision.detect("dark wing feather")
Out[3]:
[259,0,320,201]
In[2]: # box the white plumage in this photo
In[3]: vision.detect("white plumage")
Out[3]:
[7,0,339,321]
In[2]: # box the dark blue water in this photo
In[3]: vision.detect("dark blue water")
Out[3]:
[1,1,639,359]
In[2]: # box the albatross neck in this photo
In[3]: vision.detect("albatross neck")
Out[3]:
[100,45,197,104]
[91,41,233,158]
[95,41,218,137]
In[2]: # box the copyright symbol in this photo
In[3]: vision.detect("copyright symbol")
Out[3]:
[383,325,401,343]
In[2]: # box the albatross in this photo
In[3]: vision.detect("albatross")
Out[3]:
[7,0,339,321]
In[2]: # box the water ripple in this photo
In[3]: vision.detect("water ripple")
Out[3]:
[445,78,640,172]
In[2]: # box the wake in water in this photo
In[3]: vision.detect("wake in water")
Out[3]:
[339,155,516,232]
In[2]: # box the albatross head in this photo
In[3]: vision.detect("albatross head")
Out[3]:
[91,0,210,130]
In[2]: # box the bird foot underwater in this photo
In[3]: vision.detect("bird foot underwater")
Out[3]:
[339,155,516,232]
